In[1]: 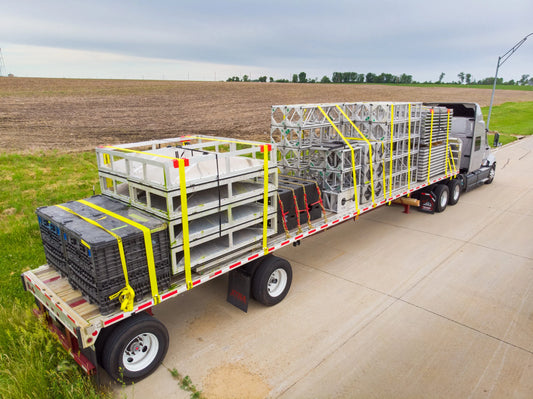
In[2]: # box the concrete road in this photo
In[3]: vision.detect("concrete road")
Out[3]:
[113,136,533,398]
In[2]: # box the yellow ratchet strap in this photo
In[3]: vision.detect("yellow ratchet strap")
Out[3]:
[381,141,387,201]
[407,104,412,196]
[262,145,270,254]
[55,204,136,312]
[335,105,376,207]
[427,109,434,184]
[77,199,163,304]
[102,145,187,163]
[318,105,359,215]
[388,104,394,199]
[177,159,193,289]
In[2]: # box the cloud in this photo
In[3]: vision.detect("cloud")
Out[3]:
[1,0,532,81]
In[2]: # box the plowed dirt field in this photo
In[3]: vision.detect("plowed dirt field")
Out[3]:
[1,78,531,152]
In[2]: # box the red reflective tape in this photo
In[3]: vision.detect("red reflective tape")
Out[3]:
[416,186,421,189]
[173,158,190,168]
[395,194,401,198]
[69,298,87,307]
[260,144,272,152]
[136,302,152,312]
[295,234,303,240]
[67,315,76,325]
[268,246,275,252]
[281,240,290,246]
[308,229,316,234]
[320,224,328,229]
[55,303,63,312]
[25,275,32,283]
[44,276,61,284]
[332,219,340,224]
[161,289,178,300]
[104,314,124,326]
[363,207,369,212]
[248,254,259,261]
[410,189,415,192]
[211,270,222,278]
[229,262,242,269]
[45,293,51,301]
[92,330,98,337]
[380,200,386,204]
[192,279,202,286]
[433,179,438,183]
[402,192,407,195]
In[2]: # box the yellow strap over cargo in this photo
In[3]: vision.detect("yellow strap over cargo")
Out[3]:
[176,159,193,290]
[388,104,394,199]
[318,105,359,214]
[262,145,270,254]
[77,199,162,305]
[55,204,136,312]
[427,109,434,184]
[407,104,412,196]
[335,105,376,207]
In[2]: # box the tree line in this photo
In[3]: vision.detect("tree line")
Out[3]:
[227,71,532,86]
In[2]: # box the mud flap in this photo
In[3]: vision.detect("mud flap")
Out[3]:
[227,268,251,312]
[418,191,436,214]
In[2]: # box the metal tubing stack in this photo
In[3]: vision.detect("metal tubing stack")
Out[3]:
[271,102,423,213]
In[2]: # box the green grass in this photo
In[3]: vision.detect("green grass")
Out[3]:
[481,101,533,146]
[394,83,533,91]
[0,151,111,399]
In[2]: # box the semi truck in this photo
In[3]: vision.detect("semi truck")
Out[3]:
[21,101,495,384]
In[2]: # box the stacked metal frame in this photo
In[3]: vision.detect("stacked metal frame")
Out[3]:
[97,135,278,278]
[271,102,423,214]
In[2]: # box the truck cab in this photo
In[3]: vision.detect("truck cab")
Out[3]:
[425,102,496,191]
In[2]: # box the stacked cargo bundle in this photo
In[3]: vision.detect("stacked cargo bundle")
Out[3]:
[418,106,454,181]
[37,195,170,314]
[96,136,278,275]
[271,102,422,214]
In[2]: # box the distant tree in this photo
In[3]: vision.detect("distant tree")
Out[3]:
[258,76,267,82]
[457,72,465,84]
[298,72,307,83]
[465,73,472,84]
[504,79,516,85]
[321,75,331,83]
[365,72,377,83]
[276,79,290,83]
[292,74,298,83]
[437,72,445,84]
[269,77,274,82]
[226,76,240,82]
[242,75,249,82]
[355,73,365,83]
[399,73,413,84]
[519,74,530,86]
[332,72,342,83]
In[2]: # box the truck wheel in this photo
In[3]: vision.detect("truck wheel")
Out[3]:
[252,255,292,306]
[101,312,169,384]
[433,184,449,213]
[447,179,461,206]
[485,164,496,184]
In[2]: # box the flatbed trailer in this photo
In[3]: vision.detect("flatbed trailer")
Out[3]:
[21,101,495,383]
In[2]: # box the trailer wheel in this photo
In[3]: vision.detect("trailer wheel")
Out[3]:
[447,179,461,205]
[485,164,496,184]
[252,255,292,306]
[433,184,449,213]
[101,312,169,384]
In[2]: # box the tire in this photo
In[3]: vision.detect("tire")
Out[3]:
[433,184,449,213]
[252,255,292,306]
[447,179,461,206]
[485,164,496,184]
[101,312,169,384]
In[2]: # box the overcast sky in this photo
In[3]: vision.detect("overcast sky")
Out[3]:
[1,0,531,82]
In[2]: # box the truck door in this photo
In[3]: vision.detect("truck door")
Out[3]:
[468,105,488,172]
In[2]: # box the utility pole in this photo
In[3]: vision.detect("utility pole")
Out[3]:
[0,48,6,77]
[487,33,532,144]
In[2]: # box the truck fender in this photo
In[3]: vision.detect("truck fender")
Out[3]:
[484,153,496,168]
